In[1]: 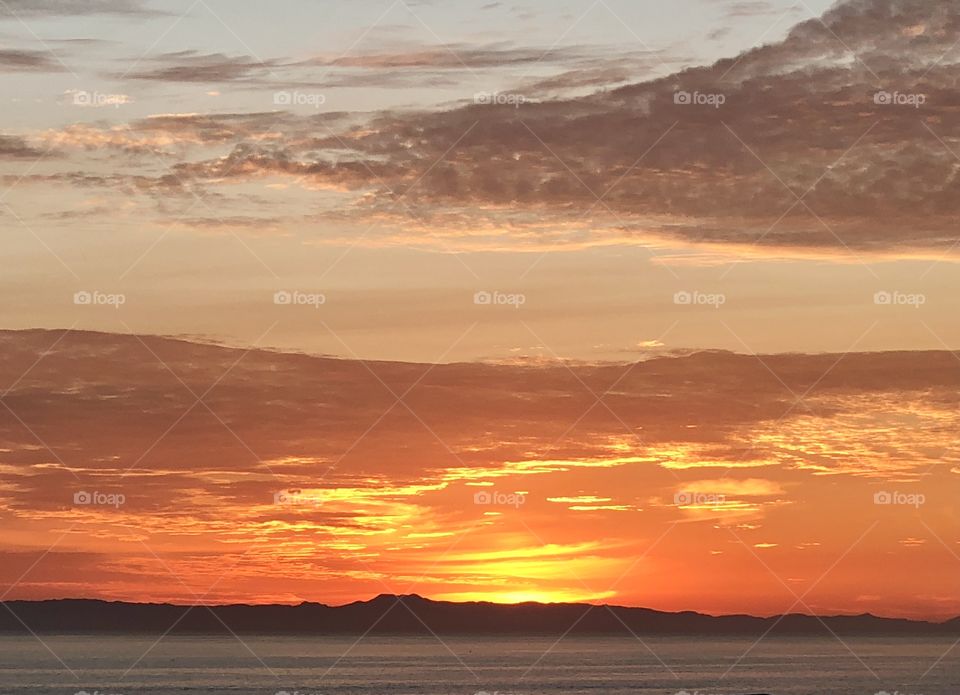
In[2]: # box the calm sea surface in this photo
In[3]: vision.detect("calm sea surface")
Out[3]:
[0,634,955,694]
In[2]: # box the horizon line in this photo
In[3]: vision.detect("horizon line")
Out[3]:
[5,327,960,364]
[4,594,956,625]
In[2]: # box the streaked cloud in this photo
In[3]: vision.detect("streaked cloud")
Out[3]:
[0,0,165,18]
[0,48,64,71]
[121,51,281,83]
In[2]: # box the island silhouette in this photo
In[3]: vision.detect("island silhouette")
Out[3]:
[2,595,956,636]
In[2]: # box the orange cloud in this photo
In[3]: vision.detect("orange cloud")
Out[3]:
[0,330,957,618]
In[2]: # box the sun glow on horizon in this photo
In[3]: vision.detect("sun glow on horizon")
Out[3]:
[432,590,618,605]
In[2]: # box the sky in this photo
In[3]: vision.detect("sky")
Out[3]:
[1,0,959,621]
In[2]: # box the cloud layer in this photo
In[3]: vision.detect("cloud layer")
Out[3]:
[11,0,957,256]
[0,330,957,615]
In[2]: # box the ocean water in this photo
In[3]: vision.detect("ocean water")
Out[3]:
[0,634,955,694]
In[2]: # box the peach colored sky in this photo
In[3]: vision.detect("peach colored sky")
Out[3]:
[1,0,958,362]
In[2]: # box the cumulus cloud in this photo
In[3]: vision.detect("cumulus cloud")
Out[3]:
[273,0,960,254]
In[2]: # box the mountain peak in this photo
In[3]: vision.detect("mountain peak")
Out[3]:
[369,593,428,603]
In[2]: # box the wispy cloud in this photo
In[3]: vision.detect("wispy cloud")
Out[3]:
[0,0,166,18]
[0,48,65,71]
[121,51,281,83]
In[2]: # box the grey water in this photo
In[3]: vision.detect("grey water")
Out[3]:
[0,634,955,694]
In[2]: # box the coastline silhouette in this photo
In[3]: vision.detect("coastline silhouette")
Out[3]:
[3,594,956,636]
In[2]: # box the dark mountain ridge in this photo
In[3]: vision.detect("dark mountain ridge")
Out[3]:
[2,594,956,636]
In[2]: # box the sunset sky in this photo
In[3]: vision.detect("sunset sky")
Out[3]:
[1,0,959,621]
